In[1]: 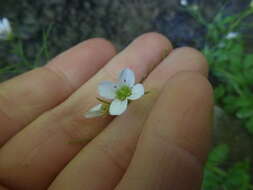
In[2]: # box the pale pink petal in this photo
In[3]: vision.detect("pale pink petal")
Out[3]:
[119,68,135,87]
[109,99,128,115]
[84,104,104,118]
[128,84,144,100]
[98,81,117,99]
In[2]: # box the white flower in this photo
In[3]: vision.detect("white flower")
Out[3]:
[85,104,108,118]
[98,68,144,115]
[180,0,188,6]
[0,18,12,40]
[226,32,238,39]
[218,42,225,48]
[191,4,199,11]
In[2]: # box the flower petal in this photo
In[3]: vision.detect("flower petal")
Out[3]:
[98,81,117,99]
[128,84,144,100]
[84,104,104,118]
[109,99,128,115]
[2,18,11,32]
[226,32,238,39]
[119,68,135,87]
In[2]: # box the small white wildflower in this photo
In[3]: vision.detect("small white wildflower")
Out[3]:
[218,42,225,48]
[191,4,199,11]
[98,68,144,115]
[85,68,146,118]
[226,32,238,39]
[0,18,12,40]
[93,69,145,116]
[180,0,188,6]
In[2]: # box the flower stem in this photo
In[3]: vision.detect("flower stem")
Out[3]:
[96,97,110,105]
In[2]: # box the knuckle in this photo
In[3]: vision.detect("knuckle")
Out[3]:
[93,140,126,172]
[170,47,209,72]
[168,71,213,101]
[83,38,116,54]
[137,32,172,49]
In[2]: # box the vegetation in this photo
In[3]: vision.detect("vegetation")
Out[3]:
[190,3,253,190]
[203,7,253,134]
[203,144,253,190]
[0,25,52,81]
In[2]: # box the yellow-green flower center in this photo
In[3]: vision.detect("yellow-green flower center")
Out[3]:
[116,85,132,101]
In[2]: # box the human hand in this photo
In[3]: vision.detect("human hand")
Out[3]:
[0,33,213,190]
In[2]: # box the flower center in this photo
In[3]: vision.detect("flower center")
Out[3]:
[116,85,132,101]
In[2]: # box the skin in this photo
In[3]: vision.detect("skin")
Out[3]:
[0,32,213,190]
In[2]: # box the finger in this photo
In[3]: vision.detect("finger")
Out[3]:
[0,38,116,145]
[116,72,213,190]
[48,48,209,190]
[0,33,172,190]
[0,185,7,190]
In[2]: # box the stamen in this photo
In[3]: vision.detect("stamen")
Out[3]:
[116,85,132,101]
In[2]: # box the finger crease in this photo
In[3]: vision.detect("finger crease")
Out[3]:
[0,183,10,190]
[0,91,22,127]
[43,66,75,93]
[94,142,126,174]
[150,131,204,168]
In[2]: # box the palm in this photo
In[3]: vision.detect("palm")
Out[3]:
[0,33,212,190]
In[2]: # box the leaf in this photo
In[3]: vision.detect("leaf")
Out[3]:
[236,109,253,119]
[233,95,253,107]
[207,144,230,166]
[214,86,225,100]
[244,54,253,69]
[245,118,253,134]
[224,160,251,190]
[202,169,225,190]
